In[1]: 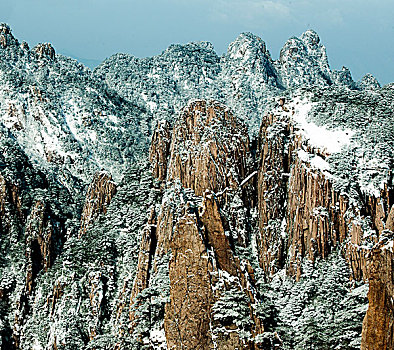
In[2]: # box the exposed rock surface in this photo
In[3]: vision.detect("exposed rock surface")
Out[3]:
[166,100,251,197]
[257,95,394,348]
[361,239,394,350]
[79,172,117,236]
[0,23,393,350]
[149,120,172,181]
[33,43,56,60]
[130,101,264,349]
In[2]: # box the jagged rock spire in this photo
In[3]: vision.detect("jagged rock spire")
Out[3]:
[224,32,281,87]
[0,23,18,48]
[358,73,381,90]
[33,42,56,60]
[278,29,332,88]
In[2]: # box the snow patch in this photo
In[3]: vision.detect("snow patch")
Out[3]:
[292,97,354,154]
[297,149,330,172]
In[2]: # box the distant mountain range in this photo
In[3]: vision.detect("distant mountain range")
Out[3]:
[0,22,392,350]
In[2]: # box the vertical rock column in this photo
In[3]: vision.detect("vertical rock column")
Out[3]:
[133,100,264,349]
[79,171,117,237]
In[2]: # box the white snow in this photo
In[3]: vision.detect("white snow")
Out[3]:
[384,240,393,253]
[150,328,167,347]
[32,340,43,350]
[107,114,119,123]
[292,97,354,154]
[147,101,157,112]
[239,170,258,187]
[310,155,330,171]
[297,149,330,172]
[88,130,97,142]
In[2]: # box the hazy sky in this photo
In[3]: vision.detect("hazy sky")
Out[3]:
[2,0,393,84]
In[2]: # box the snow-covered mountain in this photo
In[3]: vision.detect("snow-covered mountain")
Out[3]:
[0,23,393,350]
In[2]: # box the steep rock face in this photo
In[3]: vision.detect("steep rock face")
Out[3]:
[361,239,394,350]
[33,43,56,60]
[0,172,22,232]
[276,30,331,88]
[25,200,55,294]
[166,100,252,198]
[258,94,394,348]
[128,208,157,320]
[257,111,292,276]
[0,23,18,48]
[162,196,216,350]
[79,172,117,236]
[149,120,172,182]
[130,101,265,349]
[155,190,263,350]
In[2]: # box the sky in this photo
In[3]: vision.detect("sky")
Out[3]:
[1,0,393,84]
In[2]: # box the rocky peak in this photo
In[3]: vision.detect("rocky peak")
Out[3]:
[79,172,117,236]
[0,23,18,48]
[226,32,269,60]
[165,100,252,199]
[126,100,265,349]
[278,30,332,88]
[300,29,321,49]
[224,32,280,87]
[358,73,381,90]
[33,42,56,60]
[331,66,356,88]
[149,119,172,182]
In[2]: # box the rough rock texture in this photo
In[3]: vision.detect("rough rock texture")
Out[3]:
[258,97,394,348]
[131,101,264,349]
[163,200,216,350]
[157,190,263,350]
[33,43,56,60]
[257,112,292,276]
[149,120,172,182]
[79,172,117,236]
[128,208,157,321]
[361,239,394,350]
[25,200,54,294]
[166,100,252,198]
[0,23,18,49]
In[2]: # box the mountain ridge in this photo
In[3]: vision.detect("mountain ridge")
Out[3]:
[0,23,392,350]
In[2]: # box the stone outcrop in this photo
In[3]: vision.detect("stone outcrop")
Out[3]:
[33,43,56,60]
[0,173,22,233]
[129,101,264,349]
[0,23,18,48]
[258,98,394,348]
[157,190,263,350]
[166,100,251,199]
[361,238,394,350]
[128,208,157,321]
[79,172,117,237]
[25,200,54,294]
[149,120,172,181]
[257,112,292,276]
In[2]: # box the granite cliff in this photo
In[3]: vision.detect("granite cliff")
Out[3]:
[0,23,392,350]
